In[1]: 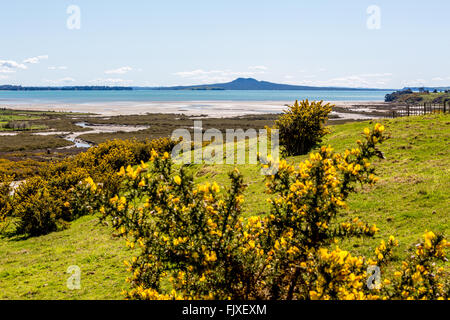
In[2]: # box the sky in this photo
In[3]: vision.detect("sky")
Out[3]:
[1,0,449,88]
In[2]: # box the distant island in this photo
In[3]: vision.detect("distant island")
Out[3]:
[137,78,393,91]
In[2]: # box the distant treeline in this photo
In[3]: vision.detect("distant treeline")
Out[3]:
[0,85,133,91]
[385,88,450,103]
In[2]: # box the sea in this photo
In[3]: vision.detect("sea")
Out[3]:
[0,89,391,104]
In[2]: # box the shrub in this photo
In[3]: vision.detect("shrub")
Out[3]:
[2,137,179,237]
[0,158,44,180]
[275,100,332,156]
[0,174,13,231]
[12,176,69,236]
[72,138,178,178]
[387,231,449,300]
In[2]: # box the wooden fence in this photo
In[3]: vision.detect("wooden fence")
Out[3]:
[391,101,450,118]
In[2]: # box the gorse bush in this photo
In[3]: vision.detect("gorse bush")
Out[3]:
[13,176,69,236]
[0,174,13,231]
[0,158,43,180]
[275,99,332,156]
[99,123,448,300]
[2,137,178,237]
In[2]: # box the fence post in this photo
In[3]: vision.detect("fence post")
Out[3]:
[407,105,410,116]
[424,103,426,115]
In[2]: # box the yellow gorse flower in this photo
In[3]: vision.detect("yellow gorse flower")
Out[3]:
[173,175,182,185]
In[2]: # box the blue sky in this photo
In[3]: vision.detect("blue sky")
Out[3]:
[1,0,449,88]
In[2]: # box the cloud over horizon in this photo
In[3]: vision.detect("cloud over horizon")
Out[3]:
[105,67,133,75]
[48,66,68,70]
[23,55,49,64]
[43,77,76,85]
[173,67,267,84]
[0,60,28,72]
[88,78,134,85]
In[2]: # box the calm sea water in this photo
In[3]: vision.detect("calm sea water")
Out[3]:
[0,90,391,104]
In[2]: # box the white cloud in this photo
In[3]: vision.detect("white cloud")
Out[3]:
[105,66,133,74]
[23,55,49,64]
[48,66,68,70]
[173,67,267,84]
[88,78,133,85]
[43,77,76,85]
[0,75,9,80]
[248,65,268,71]
[290,72,393,88]
[0,60,27,70]
[401,79,426,87]
[432,77,444,81]
[360,73,393,77]
[0,67,16,74]
[174,69,219,77]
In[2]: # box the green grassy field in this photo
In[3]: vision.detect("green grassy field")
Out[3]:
[0,114,448,299]
[0,113,47,132]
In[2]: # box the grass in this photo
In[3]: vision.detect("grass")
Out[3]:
[0,114,449,299]
[0,216,130,300]
[0,133,73,152]
[0,114,46,132]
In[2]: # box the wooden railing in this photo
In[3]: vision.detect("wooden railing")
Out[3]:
[391,101,449,118]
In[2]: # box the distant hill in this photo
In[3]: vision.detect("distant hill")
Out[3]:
[137,78,391,91]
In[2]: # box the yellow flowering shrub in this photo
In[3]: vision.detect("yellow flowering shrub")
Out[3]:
[275,99,333,155]
[0,174,13,231]
[12,176,70,236]
[2,137,179,237]
[388,231,449,300]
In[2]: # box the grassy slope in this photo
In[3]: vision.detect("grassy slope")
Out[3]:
[0,216,130,300]
[0,114,449,299]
